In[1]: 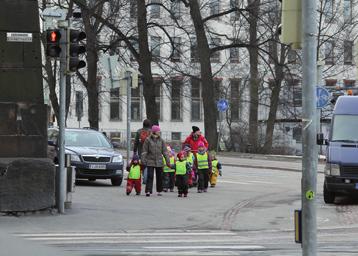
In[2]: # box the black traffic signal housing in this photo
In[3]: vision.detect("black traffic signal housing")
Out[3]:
[68,29,86,72]
[46,29,61,57]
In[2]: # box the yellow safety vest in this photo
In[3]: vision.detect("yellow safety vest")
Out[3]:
[212,159,218,174]
[186,152,194,165]
[176,160,187,175]
[163,156,175,172]
[128,165,141,179]
[197,152,209,169]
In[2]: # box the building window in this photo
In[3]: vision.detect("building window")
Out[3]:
[109,35,119,56]
[325,79,337,87]
[171,79,182,121]
[268,40,276,64]
[293,126,302,143]
[130,1,137,19]
[191,78,201,121]
[214,79,224,120]
[230,79,240,121]
[344,40,353,65]
[344,79,355,87]
[191,38,199,63]
[170,0,181,19]
[210,38,221,63]
[230,0,240,20]
[75,91,84,121]
[150,0,161,18]
[287,79,302,107]
[210,0,220,16]
[287,49,297,63]
[154,80,162,121]
[110,88,121,121]
[230,47,239,63]
[151,36,161,59]
[324,0,334,21]
[171,132,181,141]
[131,86,141,121]
[325,40,335,65]
[171,37,181,62]
[130,39,139,61]
[344,0,352,23]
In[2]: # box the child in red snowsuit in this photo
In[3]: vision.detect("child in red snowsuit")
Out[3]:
[126,155,142,195]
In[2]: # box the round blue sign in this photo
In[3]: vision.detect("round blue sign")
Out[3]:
[217,99,229,112]
[316,86,330,109]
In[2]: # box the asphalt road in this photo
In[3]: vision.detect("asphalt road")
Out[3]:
[2,164,358,255]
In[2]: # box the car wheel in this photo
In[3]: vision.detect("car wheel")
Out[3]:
[111,177,122,186]
[323,183,335,204]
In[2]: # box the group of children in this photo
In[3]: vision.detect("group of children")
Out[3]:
[125,142,222,198]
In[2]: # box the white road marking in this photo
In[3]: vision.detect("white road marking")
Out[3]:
[219,180,251,185]
[145,245,265,250]
[18,232,236,237]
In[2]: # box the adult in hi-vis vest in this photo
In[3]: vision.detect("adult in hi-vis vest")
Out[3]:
[126,154,142,195]
[194,142,212,193]
[162,146,176,192]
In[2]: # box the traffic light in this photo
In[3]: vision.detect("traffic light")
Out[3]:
[68,29,86,72]
[279,0,302,49]
[46,29,61,57]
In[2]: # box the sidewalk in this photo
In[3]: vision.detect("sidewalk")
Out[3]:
[119,150,325,173]
[217,153,325,173]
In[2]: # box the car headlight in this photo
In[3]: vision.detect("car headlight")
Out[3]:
[112,155,123,163]
[326,163,340,176]
[70,154,81,162]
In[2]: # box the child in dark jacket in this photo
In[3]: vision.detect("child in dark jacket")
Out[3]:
[172,151,191,197]
[126,154,142,195]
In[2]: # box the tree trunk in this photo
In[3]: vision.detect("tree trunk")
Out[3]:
[137,0,158,125]
[188,0,218,151]
[82,6,99,130]
[263,44,286,153]
[248,0,260,152]
[66,75,71,123]
[45,59,60,123]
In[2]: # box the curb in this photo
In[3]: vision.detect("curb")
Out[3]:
[221,162,324,174]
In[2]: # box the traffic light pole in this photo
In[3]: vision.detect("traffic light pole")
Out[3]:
[126,71,132,166]
[58,23,68,214]
[301,0,318,255]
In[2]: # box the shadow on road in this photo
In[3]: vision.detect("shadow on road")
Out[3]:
[75,179,113,187]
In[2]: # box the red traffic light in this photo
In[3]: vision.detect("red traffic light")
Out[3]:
[46,29,61,42]
[46,29,61,58]
[50,31,57,42]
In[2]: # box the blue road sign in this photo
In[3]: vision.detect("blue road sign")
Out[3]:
[316,86,330,109]
[217,99,229,112]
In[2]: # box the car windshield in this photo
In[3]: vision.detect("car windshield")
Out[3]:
[331,115,358,142]
[65,130,112,148]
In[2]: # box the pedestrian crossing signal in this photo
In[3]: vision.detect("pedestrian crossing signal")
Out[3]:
[46,29,61,58]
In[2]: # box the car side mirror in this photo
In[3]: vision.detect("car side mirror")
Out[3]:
[112,141,120,149]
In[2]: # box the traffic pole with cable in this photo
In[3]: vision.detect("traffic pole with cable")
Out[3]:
[301,0,318,254]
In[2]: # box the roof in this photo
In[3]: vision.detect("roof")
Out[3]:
[333,96,358,115]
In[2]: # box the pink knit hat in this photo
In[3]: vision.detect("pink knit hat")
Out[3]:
[151,125,160,132]
[198,142,205,148]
